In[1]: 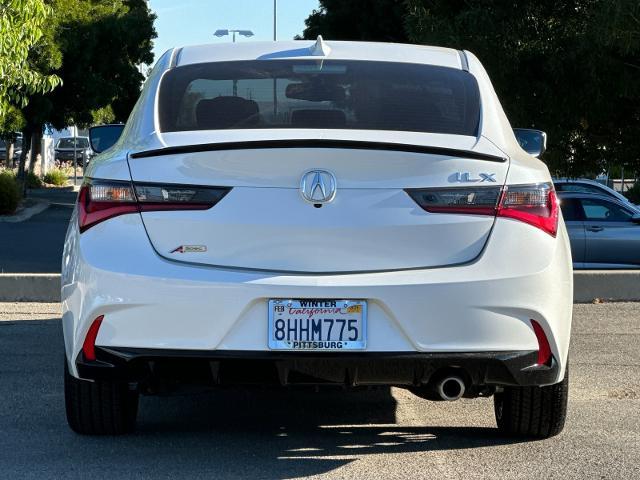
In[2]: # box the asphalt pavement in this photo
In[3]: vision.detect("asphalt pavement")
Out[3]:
[0,188,75,273]
[0,302,638,479]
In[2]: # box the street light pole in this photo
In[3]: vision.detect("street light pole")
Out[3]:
[272,0,278,118]
[213,29,254,42]
[213,29,254,96]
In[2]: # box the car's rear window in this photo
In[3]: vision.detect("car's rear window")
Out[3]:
[57,138,89,148]
[158,60,481,135]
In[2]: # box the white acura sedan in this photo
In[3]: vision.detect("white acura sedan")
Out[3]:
[62,38,572,437]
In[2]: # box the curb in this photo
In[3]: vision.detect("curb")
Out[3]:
[573,270,640,303]
[0,200,49,223]
[1,271,639,304]
[0,274,60,302]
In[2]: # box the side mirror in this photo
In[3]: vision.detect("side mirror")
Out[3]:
[514,128,547,158]
[89,124,125,154]
[631,214,640,224]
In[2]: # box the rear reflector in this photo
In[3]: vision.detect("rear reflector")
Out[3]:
[405,182,558,236]
[531,319,552,366]
[78,179,231,232]
[82,315,104,361]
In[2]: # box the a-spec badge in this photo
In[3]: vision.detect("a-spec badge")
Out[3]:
[170,245,207,254]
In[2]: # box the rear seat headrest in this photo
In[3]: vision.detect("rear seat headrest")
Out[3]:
[196,96,259,129]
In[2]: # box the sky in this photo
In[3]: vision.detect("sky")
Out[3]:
[148,0,320,64]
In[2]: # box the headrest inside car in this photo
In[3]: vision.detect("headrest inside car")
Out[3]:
[196,96,259,129]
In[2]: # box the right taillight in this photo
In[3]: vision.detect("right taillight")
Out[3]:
[78,179,231,232]
[405,182,558,237]
[497,184,558,237]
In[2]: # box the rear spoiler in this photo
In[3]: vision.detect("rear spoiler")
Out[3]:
[129,139,508,163]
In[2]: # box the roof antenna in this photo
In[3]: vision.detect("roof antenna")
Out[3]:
[309,35,331,56]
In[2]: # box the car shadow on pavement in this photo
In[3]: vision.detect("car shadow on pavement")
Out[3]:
[1,321,528,479]
[117,387,527,478]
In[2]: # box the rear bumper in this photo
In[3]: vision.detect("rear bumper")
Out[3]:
[62,213,573,386]
[77,347,559,389]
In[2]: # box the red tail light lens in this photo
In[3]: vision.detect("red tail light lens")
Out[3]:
[78,179,231,232]
[498,184,558,237]
[405,182,558,236]
[77,181,137,233]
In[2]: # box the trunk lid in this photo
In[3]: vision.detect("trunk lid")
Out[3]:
[127,134,508,273]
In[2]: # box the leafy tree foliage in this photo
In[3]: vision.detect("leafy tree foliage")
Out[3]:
[299,0,640,177]
[21,0,156,132]
[14,0,155,191]
[300,0,409,43]
[405,0,640,177]
[44,0,156,128]
[0,0,60,124]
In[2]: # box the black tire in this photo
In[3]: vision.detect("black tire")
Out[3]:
[494,366,569,439]
[64,360,139,435]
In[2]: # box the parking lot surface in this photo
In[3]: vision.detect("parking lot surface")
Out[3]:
[0,302,638,479]
[0,204,72,273]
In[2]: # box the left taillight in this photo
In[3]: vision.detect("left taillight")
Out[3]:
[78,179,230,232]
[77,180,137,233]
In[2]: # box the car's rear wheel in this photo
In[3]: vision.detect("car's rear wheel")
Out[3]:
[64,360,139,435]
[494,365,569,439]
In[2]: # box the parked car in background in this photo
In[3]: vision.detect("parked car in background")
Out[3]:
[0,135,23,166]
[63,39,572,438]
[55,136,93,166]
[554,178,637,208]
[558,192,640,268]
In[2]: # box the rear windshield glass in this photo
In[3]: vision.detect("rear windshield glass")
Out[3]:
[158,60,481,135]
[57,138,89,149]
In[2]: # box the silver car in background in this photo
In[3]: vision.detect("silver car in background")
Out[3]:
[554,178,637,208]
[558,192,640,268]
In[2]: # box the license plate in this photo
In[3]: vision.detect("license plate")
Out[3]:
[268,299,367,350]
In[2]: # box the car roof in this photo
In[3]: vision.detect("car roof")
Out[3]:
[557,191,639,211]
[174,40,464,70]
[554,178,605,186]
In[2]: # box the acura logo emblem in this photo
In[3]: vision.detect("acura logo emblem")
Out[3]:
[300,170,337,204]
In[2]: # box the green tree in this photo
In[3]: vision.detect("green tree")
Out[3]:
[0,0,60,173]
[44,0,156,128]
[0,0,60,122]
[0,105,25,167]
[300,0,409,42]
[15,0,156,189]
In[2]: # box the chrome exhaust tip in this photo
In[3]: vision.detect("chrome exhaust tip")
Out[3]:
[435,376,466,401]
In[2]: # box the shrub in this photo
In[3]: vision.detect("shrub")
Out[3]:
[43,168,68,186]
[0,170,20,215]
[26,171,43,189]
[623,182,640,205]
